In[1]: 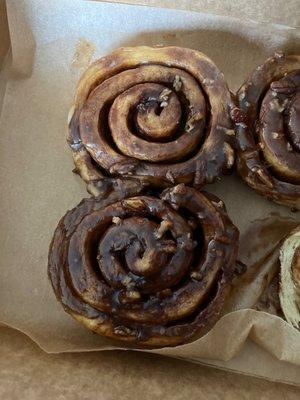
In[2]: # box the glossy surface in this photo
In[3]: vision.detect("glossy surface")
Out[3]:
[48,184,239,348]
[234,52,300,208]
[68,46,235,194]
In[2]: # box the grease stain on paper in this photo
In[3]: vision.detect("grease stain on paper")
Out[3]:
[71,38,95,70]
[239,213,298,264]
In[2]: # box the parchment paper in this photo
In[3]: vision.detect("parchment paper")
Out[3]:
[106,0,300,28]
[1,0,300,385]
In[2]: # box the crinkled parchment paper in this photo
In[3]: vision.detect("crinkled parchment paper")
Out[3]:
[0,0,300,385]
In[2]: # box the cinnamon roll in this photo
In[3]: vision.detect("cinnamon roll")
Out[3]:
[48,183,238,347]
[68,46,235,195]
[279,225,300,329]
[233,52,300,209]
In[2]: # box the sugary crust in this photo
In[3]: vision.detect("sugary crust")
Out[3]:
[67,46,235,195]
[48,184,238,348]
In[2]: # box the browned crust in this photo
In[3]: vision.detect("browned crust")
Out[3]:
[48,184,239,348]
[67,46,235,195]
[233,52,300,209]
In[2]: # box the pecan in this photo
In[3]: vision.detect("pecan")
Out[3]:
[223,143,235,169]
[166,171,175,184]
[190,271,202,281]
[112,216,122,225]
[114,326,135,336]
[122,276,135,289]
[159,88,172,102]
[251,166,274,188]
[271,132,280,139]
[172,183,187,195]
[155,219,173,239]
[122,198,145,211]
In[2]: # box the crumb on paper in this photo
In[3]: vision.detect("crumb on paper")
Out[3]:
[126,290,141,300]
[71,38,96,69]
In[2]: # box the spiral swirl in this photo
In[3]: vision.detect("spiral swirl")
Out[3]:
[48,183,238,347]
[233,51,300,209]
[68,46,235,196]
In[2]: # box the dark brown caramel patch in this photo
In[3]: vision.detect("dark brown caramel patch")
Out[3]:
[48,184,238,348]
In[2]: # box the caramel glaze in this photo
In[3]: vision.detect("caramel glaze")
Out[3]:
[232,51,300,209]
[48,183,239,348]
[67,46,236,196]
